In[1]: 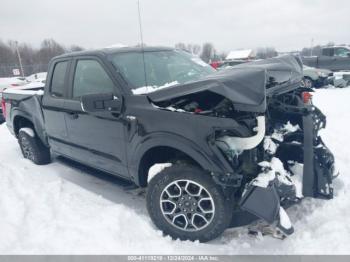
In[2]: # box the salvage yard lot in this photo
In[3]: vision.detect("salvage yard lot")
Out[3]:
[0,87,350,254]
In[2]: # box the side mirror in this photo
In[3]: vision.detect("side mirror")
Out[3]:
[81,92,122,113]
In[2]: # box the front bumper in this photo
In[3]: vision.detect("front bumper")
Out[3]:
[234,102,337,236]
[302,107,336,199]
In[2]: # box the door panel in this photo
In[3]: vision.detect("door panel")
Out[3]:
[63,99,128,177]
[42,59,71,155]
[333,57,350,71]
[63,58,129,178]
[317,56,334,70]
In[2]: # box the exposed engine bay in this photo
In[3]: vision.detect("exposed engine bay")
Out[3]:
[152,86,337,238]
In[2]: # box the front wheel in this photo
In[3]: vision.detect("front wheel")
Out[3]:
[146,165,233,242]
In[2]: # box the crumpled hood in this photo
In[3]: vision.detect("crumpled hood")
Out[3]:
[148,55,303,112]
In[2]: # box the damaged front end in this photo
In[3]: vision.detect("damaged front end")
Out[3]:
[238,88,338,237]
[147,55,337,238]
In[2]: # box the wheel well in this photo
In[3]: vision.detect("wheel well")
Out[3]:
[138,146,201,187]
[13,116,34,137]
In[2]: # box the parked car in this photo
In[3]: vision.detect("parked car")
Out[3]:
[301,65,333,88]
[302,46,350,71]
[2,47,337,242]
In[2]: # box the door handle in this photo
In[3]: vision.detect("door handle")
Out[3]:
[66,112,79,120]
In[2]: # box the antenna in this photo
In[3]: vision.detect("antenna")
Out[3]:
[137,0,148,88]
[137,0,144,48]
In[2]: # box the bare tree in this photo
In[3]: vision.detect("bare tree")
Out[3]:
[301,45,322,56]
[69,45,85,52]
[36,38,66,64]
[200,43,215,63]
[175,43,201,56]
[0,40,16,65]
[256,47,278,59]
[175,42,187,51]
[0,39,85,76]
[186,44,201,55]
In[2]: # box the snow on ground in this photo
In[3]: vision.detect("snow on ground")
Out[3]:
[0,88,350,254]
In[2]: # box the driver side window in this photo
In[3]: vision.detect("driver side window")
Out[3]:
[73,59,115,98]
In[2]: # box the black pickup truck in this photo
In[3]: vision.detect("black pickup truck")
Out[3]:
[2,47,337,242]
[302,46,350,71]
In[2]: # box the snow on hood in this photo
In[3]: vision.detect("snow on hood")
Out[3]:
[147,55,303,113]
[132,81,179,95]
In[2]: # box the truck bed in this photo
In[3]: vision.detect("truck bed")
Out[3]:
[2,84,47,144]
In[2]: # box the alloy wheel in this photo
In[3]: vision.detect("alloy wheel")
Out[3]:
[160,179,215,232]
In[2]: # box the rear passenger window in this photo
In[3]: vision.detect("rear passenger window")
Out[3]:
[73,60,115,98]
[51,61,68,97]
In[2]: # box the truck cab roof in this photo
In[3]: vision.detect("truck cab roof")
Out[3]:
[53,46,174,60]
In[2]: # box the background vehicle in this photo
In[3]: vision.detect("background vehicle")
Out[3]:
[302,65,333,88]
[302,46,350,71]
[2,48,336,242]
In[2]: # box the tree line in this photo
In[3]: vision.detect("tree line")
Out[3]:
[1,37,342,77]
[0,38,280,77]
[175,42,278,63]
[0,38,84,77]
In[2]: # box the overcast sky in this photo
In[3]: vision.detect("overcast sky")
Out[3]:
[1,0,349,52]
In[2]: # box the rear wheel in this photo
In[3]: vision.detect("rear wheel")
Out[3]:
[146,165,233,242]
[18,128,51,165]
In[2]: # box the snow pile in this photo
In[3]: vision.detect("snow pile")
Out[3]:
[0,88,350,254]
[147,163,172,182]
[132,81,179,95]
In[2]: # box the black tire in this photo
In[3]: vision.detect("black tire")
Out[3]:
[302,77,314,88]
[18,128,51,165]
[146,164,233,242]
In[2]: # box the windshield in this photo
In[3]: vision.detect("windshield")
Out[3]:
[110,50,215,94]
